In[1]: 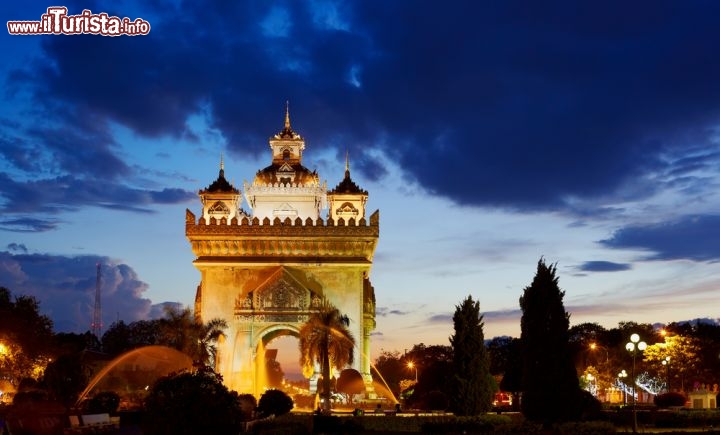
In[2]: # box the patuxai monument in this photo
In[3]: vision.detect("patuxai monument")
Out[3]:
[185,106,379,397]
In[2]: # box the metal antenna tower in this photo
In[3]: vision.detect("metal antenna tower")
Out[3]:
[92,263,102,340]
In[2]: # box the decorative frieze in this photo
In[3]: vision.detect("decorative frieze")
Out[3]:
[186,209,379,259]
[189,239,377,259]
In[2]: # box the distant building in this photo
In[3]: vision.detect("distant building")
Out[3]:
[185,106,379,396]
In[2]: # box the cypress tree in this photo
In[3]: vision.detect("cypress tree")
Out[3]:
[449,295,495,415]
[519,259,582,424]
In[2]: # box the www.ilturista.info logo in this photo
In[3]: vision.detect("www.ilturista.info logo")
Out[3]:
[7,7,151,36]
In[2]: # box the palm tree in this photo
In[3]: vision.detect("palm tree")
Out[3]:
[158,305,227,367]
[299,298,355,413]
[197,317,228,368]
[158,306,196,356]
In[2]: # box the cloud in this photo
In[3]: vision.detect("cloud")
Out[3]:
[424,309,522,328]
[6,243,27,253]
[148,302,185,319]
[483,309,522,321]
[3,1,718,218]
[576,261,632,272]
[376,306,411,317]
[427,313,452,324]
[600,214,720,261]
[0,217,61,233]
[0,251,155,332]
[0,172,195,219]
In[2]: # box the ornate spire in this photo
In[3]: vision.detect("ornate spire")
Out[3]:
[284,100,291,130]
[199,152,238,194]
[277,101,299,139]
[331,152,367,195]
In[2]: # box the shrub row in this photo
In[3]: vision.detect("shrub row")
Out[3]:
[248,414,616,435]
[653,409,720,428]
[420,417,614,435]
[602,408,720,429]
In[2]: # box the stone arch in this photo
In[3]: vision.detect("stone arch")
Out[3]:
[229,267,326,395]
[255,323,301,346]
[252,324,306,395]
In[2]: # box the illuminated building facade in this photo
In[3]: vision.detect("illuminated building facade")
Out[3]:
[185,107,378,395]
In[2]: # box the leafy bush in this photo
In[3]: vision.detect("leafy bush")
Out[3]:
[555,421,616,435]
[85,391,120,414]
[654,409,720,428]
[256,389,293,418]
[238,393,257,421]
[654,392,687,408]
[12,389,48,405]
[143,370,243,435]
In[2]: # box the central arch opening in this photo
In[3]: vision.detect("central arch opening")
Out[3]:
[268,335,302,382]
[255,327,309,403]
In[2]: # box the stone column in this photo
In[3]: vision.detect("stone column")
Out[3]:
[362,320,376,398]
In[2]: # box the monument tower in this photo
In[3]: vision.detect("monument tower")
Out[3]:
[185,106,379,395]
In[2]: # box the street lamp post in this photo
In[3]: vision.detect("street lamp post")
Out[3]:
[407,362,418,382]
[625,333,647,434]
[618,370,628,405]
[590,343,609,363]
[662,356,671,392]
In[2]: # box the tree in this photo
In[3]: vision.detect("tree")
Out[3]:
[158,306,197,357]
[143,370,243,435]
[52,332,100,355]
[42,353,91,406]
[101,321,134,356]
[196,317,228,368]
[336,369,365,404]
[102,319,161,356]
[373,350,406,398]
[493,337,523,411]
[643,334,701,392]
[569,322,609,369]
[487,336,515,376]
[449,295,495,415]
[519,259,582,424]
[660,320,720,388]
[298,298,355,413]
[101,309,227,366]
[157,306,227,366]
[692,321,720,385]
[0,287,54,384]
[256,389,294,418]
[403,344,454,409]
